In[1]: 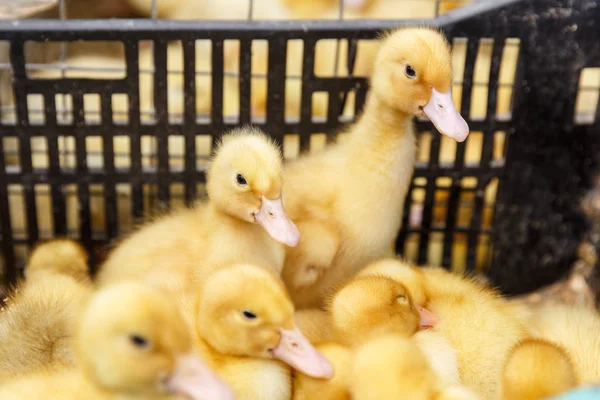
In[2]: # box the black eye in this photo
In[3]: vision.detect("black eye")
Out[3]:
[236,174,248,187]
[405,65,417,79]
[129,334,150,348]
[242,310,257,320]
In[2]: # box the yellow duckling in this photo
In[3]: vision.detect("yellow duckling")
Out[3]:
[96,127,299,291]
[350,334,479,400]
[293,275,456,400]
[0,239,92,382]
[358,258,529,399]
[280,27,469,309]
[500,338,578,400]
[0,282,233,400]
[185,263,333,400]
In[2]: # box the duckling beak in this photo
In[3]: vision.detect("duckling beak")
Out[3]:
[270,326,334,379]
[254,196,300,247]
[167,353,235,400]
[422,88,469,143]
[418,306,438,329]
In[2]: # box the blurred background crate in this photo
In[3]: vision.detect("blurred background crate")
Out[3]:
[0,0,598,306]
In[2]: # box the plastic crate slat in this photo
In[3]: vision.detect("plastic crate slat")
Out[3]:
[266,37,287,139]
[211,40,224,126]
[42,93,67,236]
[239,39,252,125]
[299,38,316,152]
[182,39,198,205]
[152,39,170,207]
[124,40,143,220]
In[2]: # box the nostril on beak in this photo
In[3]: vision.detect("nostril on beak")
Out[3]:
[438,104,444,109]
[268,211,275,218]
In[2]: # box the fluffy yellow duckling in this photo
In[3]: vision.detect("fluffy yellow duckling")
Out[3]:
[293,275,456,400]
[183,263,332,400]
[358,258,529,399]
[0,239,92,382]
[500,338,578,400]
[528,303,600,384]
[0,282,234,400]
[281,27,469,308]
[350,335,479,400]
[96,127,299,291]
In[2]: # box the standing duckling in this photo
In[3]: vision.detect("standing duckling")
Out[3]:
[96,127,299,291]
[0,239,92,382]
[182,263,333,400]
[280,27,469,308]
[0,282,234,400]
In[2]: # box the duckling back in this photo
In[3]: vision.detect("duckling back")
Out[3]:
[0,240,92,382]
[500,338,578,400]
[349,335,477,400]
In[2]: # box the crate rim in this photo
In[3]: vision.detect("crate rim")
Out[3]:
[0,0,524,39]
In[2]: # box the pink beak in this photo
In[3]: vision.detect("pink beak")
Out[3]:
[418,306,438,329]
[422,88,470,142]
[270,327,334,379]
[254,196,300,247]
[167,353,235,400]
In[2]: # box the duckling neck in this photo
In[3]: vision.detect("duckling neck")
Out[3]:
[345,92,416,173]
[349,93,414,144]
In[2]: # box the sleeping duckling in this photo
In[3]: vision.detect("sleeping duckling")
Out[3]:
[97,127,299,291]
[0,239,92,382]
[0,282,234,400]
[293,275,456,400]
[527,303,600,384]
[358,258,529,399]
[280,27,469,308]
[500,338,578,400]
[350,335,478,400]
[184,263,332,400]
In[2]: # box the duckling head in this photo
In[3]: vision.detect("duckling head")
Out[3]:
[207,127,300,247]
[196,264,333,379]
[372,27,469,142]
[76,282,234,400]
[329,275,434,347]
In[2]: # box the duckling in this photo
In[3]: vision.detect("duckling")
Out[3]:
[280,27,469,308]
[0,282,234,400]
[96,127,299,291]
[184,263,332,400]
[349,335,478,400]
[500,338,578,400]
[293,275,457,400]
[358,257,529,399]
[292,343,352,400]
[0,239,92,382]
[25,238,91,284]
[527,303,600,384]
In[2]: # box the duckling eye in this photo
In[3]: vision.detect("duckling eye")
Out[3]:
[129,334,150,349]
[236,173,248,187]
[242,310,257,320]
[405,65,417,79]
[396,295,408,304]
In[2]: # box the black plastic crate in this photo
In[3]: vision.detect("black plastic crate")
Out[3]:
[0,0,598,296]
